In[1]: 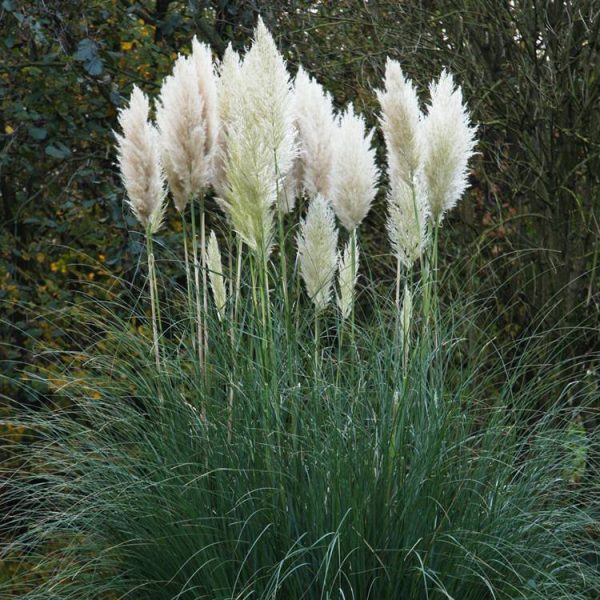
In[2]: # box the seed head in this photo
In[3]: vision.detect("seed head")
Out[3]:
[294,66,336,199]
[377,59,422,185]
[156,44,218,212]
[421,70,477,223]
[218,18,296,254]
[297,195,339,312]
[115,86,166,234]
[337,235,359,320]
[330,105,379,232]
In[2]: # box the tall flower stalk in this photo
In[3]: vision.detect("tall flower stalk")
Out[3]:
[377,59,427,309]
[218,18,295,351]
[297,195,339,372]
[330,105,378,337]
[156,39,219,369]
[114,86,166,369]
[420,70,477,333]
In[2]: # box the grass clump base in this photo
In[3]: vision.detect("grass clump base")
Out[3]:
[2,284,598,599]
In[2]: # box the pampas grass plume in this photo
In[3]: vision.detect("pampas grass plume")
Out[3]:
[207,230,227,321]
[298,195,339,312]
[378,60,428,268]
[294,66,336,199]
[337,235,359,320]
[330,105,379,231]
[386,179,427,268]
[156,46,217,212]
[115,85,165,234]
[377,59,422,183]
[214,44,243,195]
[421,70,477,222]
[218,18,295,254]
[191,37,219,174]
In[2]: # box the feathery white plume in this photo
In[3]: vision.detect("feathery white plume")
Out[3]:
[377,59,428,268]
[337,235,359,320]
[219,18,296,254]
[156,44,218,212]
[214,44,243,195]
[297,195,339,312]
[421,70,477,223]
[207,230,227,321]
[191,37,219,175]
[377,59,422,184]
[115,86,166,234]
[386,180,427,268]
[294,66,336,199]
[330,105,379,231]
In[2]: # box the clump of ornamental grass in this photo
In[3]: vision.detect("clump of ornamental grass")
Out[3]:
[1,278,598,599]
[1,18,598,600]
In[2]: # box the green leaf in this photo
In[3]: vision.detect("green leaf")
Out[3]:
[28,126,48,140]
[45,143,70,159]
[85,57,103,76]
[74,38,98,62]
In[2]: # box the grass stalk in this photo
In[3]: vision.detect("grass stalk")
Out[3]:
[145,229,161,371]
[189,194,204,369]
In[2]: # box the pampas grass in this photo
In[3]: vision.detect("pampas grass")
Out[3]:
[337,234,359,321]
[207,230,227,321]
[297,195,339,314]
[421,70,477,223]
[2,275,598,599]
[330,104,379,233]
[2,19,598,600]
[114,86,165,234]
[293,67,337,199]
[114,85,166,368]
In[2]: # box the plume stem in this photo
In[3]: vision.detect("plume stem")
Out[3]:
[200,193,208,364]
[145,229,161,371]
[181,212,196,352]
[350,228,358,347]
[190,195,204,370]
[314,306,320,381]
[395,256,402,310]
[275,150,289,313]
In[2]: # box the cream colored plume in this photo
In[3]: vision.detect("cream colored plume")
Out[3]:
[191,37,219,173]
[294,66,336,199]
[377,59,422,184]
[377,59,428,267]
[156,44,218,212]
[337,234,359,320]
[207,230,227,321]
[115,85,165,234]
[218,18,296,254]
[421,70,477,223]
[386,179,427,268]
[330,105,379,231]
[214,44,243,195]
[297,195,339,312]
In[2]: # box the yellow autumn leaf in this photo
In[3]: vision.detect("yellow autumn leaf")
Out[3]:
[4,124,14,135]
[121,40,134,51]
